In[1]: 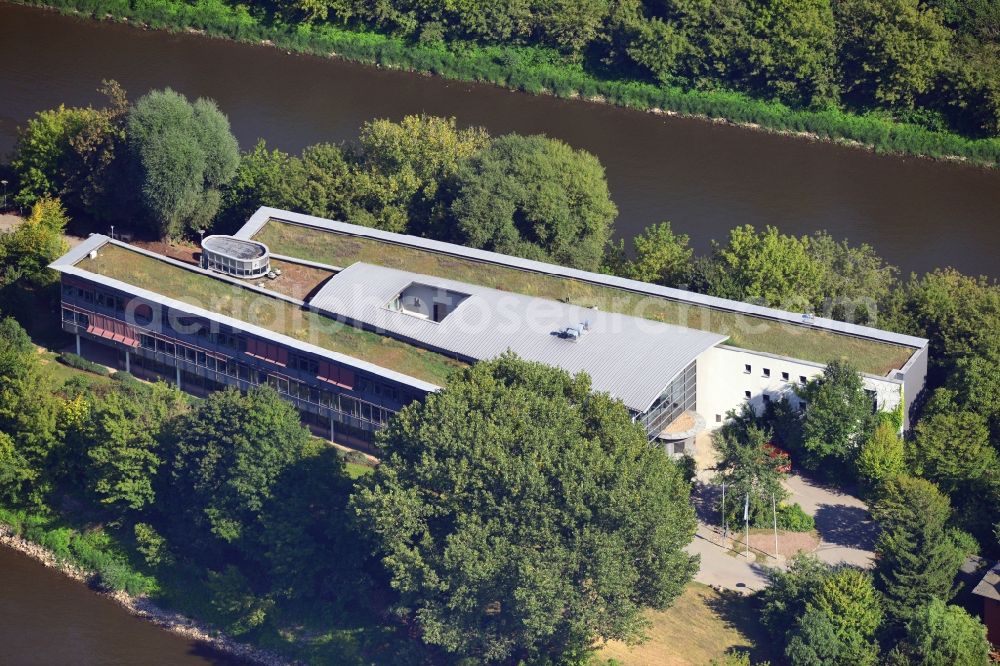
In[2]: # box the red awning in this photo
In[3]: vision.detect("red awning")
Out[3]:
[318,361,355,389]
[86,313,139,348]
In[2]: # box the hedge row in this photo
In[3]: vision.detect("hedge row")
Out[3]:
[17,0,1000,166]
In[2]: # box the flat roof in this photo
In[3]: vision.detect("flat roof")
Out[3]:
[236,208,926,376]
[50,236,462,388]
[202,235,267,260]
[310,262,726,412]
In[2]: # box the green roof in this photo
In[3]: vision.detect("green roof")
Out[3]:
[254,219,914,376]
[81,244,466,385]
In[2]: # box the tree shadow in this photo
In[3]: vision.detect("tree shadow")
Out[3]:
[813,504,878,551]
[691,481,722,525]
[702,587,779,664]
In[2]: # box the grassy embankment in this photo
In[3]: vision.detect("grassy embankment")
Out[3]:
[256,219,915,375]
[14,0,1000,167]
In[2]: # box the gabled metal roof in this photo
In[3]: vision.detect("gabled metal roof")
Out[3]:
[308,262,726,413]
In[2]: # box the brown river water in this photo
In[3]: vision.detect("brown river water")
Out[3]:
[1,3,999,277]
[0,2,998,660]
[0,545,233,664]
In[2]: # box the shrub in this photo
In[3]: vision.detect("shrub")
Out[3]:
[778,503,816,532]
[57,352,110,376]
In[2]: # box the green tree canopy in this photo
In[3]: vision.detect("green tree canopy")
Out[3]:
[903,598,991,666]
[872,476,966,628]
[126,88,239,238]
[835,0,953,108]
[699,224,824,310]
[166,387,310,551]
[856,421,906,489]
[795,360,876,476]
[353,353,697,663]
[0,198,69,288]
[450,133,617,271]
[83,382,186,518]
[606,221,693,287]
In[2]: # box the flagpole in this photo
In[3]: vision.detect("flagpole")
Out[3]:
[721,482,727,543]
[744,493,750,560]
[772,492,779,560]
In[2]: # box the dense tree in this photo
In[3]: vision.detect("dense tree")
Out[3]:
[910,389,1000,544]
[834,0,953,108]
[258,443,364,603]
[349,115,490,235]
[605,221,693,287]
[796,360,876,475]
[892,269,1000,373]
[872,476,967,628]
[713,405,789,528]
[126,88,239,238]
[10,82,127,214]
[166,387,310,551]
[856,421,905,489]
[901,598,991,666]
[807,230,898,324]
[785,607,878,666]
[450,133,617,270]
[749,0,838,107]
[0,318,60,505]
[83,382,186,518]
[698,224,824,309]
[761,557,882,664]
[0,198,69,288]
[353,353,697,663]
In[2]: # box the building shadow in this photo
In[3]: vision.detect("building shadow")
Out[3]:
[813,504,878,551]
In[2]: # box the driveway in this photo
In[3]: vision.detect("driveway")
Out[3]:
[783,474,877,568]
[687,473,877,593]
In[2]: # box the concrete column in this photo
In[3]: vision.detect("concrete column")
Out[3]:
[124,351,130,374]
[175,365,181,389]
[329,413,336,443]
[75,334,81,356]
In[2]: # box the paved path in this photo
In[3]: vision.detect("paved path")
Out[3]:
[688,473,877,593]
[783,474,877,568]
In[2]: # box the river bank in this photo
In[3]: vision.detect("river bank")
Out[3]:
[10,0,1000,168]
[0,522,290,666]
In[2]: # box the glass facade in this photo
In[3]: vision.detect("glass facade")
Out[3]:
[637,360,697,439]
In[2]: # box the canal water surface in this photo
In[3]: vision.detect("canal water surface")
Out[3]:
[2,3,999,277]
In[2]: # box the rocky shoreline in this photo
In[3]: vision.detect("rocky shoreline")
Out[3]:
[0,525,291,666]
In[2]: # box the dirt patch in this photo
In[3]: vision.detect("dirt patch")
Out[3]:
[260,260,336,301]
[132,239,200,265]
[729,528,821,559]
[0,213,23,232]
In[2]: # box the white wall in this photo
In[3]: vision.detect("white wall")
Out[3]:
[696,345,903,431]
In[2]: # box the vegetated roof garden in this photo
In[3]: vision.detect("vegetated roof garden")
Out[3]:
[254,219,915,376]
[81,244,467,385]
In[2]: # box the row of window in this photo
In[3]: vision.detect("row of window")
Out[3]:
[743,363,809,385]
[203,255,268,277]
[742,389,807,411]
[135,334,392,426]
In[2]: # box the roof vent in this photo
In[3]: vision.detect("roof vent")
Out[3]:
[559,321,591,342]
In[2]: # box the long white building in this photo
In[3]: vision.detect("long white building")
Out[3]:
[51,207,928,454]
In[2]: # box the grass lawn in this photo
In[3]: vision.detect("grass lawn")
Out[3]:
[80,244,467,385]
[256,220,914,376]
[597,583,773,666]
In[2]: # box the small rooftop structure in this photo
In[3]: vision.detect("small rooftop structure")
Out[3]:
[201,235,270,278]
[974,560,1000,602]
[307,262,726,413]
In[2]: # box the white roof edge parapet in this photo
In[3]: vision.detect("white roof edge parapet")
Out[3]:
[49,235,441,394]
[237,207,930,351]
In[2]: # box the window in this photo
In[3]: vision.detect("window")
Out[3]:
[799,375,807,384]
[763,368,771,378]
[781,371,790,381]
[744,390,751,399]
[799,401,808,411]
[715,414,722,423]
[744,364,751,374]
[763,394,771,403]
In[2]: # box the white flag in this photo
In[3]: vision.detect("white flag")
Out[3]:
[743,493,749,521]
